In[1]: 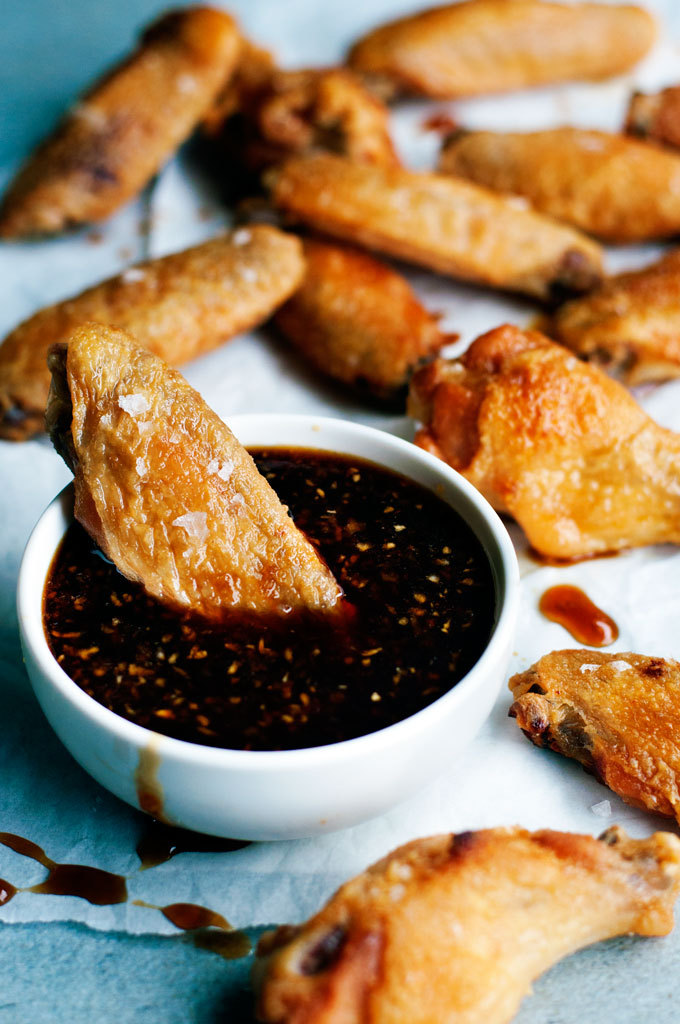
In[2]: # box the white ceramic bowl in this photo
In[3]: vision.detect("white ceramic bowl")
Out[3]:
[18,415,519,841]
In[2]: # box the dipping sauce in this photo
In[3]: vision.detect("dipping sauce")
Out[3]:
[44,449,496,751]
[539,585,618,647]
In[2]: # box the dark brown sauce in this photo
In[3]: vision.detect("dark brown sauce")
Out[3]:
[44,450,496,751]
[0,831,126,905]
[0,880,17,905]
[136,820,251,870]
[422,112,458,134]
[135,743,166,821]
[539,585,619,647]
[133,899,252,960]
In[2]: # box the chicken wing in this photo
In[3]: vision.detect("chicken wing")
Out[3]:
[347,1,655,100]
[268,154,603,301]
[510,650,680,823]
[551,249,680,385]
[439,127,680,243]
[0,7,240,237]
[46,323,342,618]
[255,825,680,1024]
[626,85,680,150]
[408,324,680,560]
[0,225,304,441]
[274,238,452,402]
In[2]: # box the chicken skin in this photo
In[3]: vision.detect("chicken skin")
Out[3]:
[510,649,680,824]
[0,7,240,237]
[0,225,304,441]
[275,238,452,402]
[268,154,603,301]
[255,825,680,1024]
[626,85,680,151]
[551,248,680,385]
[408,324,680,560]
[347,1,655,100]
[439,128,680,243]
[46,324,342,619]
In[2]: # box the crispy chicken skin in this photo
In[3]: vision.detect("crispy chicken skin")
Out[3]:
[268,154,603,301]
[626,85,680,150]
[255,825,680,1024]
[408,324,680,561]
[211,67,399,172]
[551,249,680,385]
[46,324,341,619]
[275,239,452,402]
[439,127,680,243]
[0,8,241,237]
[0,225,304,441]
[510,650,680,823]
[347,1,655,100]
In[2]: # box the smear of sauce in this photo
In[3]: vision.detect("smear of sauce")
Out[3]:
[134,899,252,960]
[135,742,166,820]
[539,585,619,647]
[136,819,251,870]
[0,831,127,905]
[421,111,458,135]
[528,546,624,567]
[0,879,17,905]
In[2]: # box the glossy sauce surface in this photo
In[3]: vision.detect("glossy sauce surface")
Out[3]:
[44,449,496,751]
[539,585,619,647]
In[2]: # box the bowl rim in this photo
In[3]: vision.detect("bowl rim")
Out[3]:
[17,413,519,770]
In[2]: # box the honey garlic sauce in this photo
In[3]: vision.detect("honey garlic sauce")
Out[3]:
[539,585,619,647]
[44,449,496,752]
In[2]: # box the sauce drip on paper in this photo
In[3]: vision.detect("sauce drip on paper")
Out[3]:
[539,585,619,647]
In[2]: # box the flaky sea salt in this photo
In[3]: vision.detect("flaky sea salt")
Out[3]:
[579,663,599,673]
[609,660,631,672]
[232,228,252,247]
[172,512,208,543]
[121,267,146,284]
[591,800,612,818]
[135,457,148,477]
[207,458,234,480]
[118,393,150,416]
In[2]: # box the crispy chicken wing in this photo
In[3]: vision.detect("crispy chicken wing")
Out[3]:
[0,7,240,237]
[510,650,680,823]
[408,324,680,560]
[0,225,304,441]
[268,154,603,301]
[255,825,680,1024]
[626,85,680,150]
[439,127,680,243]
[46,324,341,619]
[551,249,680,385]
[274,238,452,402]
[347,1,655,100]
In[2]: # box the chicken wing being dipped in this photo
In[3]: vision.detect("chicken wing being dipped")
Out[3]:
[408,324,680,561]
[46,323,342,618]
[347,1,655,100]
[0,225,304,441]
[0,7,241,237]
[510,650,680,823]
[275,238,453,403]
[551,249,680,385]
[439,128,680,243]
[626,85,680,150]
[268,154,603,301]
[255,825,680,1024]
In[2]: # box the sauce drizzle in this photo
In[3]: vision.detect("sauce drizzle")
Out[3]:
[539,585,619,647]
[136,820,251,870]
[0,831,127,905]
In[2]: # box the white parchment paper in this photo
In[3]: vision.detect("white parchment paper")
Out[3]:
[2,0,680,946]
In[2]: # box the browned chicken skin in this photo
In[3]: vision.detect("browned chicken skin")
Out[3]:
[551,249,680,385]
[275,238,452,402]
[510,649,680,823]
[46,324,341,619]
[626,85,680,150]
[255,825,680,1024]
[268,154,603,301]
[0,225,304,441]
[0,7,241,237]
[408,324,680,561]
[439,127,680,243]
[347,1,655,99]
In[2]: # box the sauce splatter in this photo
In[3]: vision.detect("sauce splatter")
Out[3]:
[0,831,127,905]
[134,899,252,960]
[539,585,619,647]
[136,820,250,870]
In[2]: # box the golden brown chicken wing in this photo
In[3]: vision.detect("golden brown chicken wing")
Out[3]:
[46,323,341,619]
[347,1,655,100]
[626,85,680,150]
[255,825,680,1024]
[268,154,603,300]
[551,249,680,385]
[408,324,680,560]
[510,650,680,823]
[0,7,241,237]
[274,238,452,402]
[0,225,304,441]
[439,127,680,243]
